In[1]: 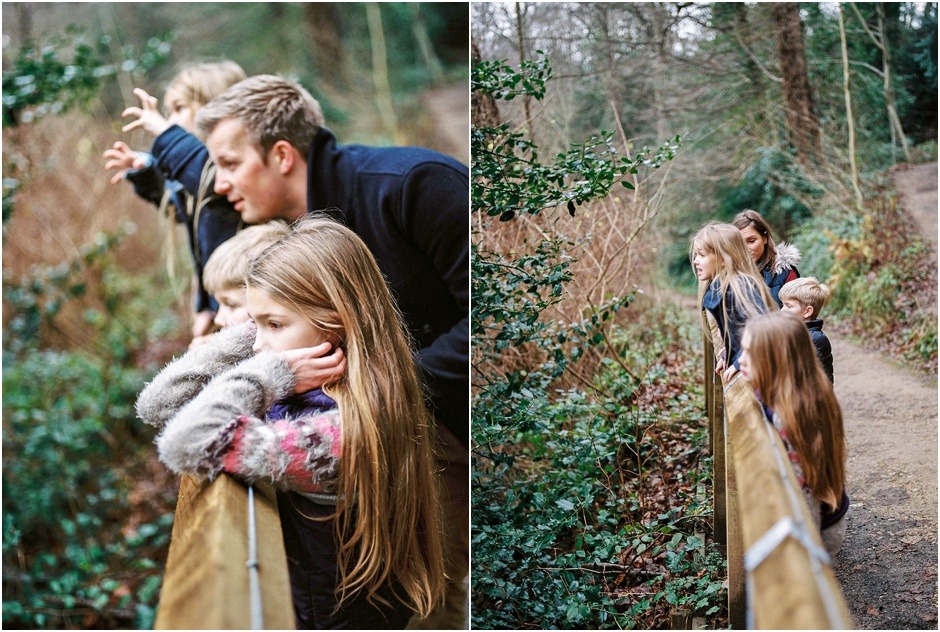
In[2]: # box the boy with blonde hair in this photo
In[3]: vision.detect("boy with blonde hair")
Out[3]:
[779,277,834,383]
[192,222,290,344]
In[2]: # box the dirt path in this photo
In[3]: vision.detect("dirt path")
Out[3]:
[893,162,938,249]
[830,330,938,628]
[830,162,938,628]
[423,83,469,164]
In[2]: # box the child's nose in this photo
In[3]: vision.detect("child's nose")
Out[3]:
[214,176,231,196]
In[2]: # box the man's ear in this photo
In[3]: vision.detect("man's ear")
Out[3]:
[270,140,296,174]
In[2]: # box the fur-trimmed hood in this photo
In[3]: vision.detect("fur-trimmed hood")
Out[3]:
[773,241,802,274]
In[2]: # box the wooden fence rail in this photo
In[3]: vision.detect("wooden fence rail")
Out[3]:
[705,321,854,629]
[154,474,295,630]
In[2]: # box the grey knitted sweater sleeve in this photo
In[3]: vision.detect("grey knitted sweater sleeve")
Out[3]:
[136,322,257,429]
[155,350,342,495]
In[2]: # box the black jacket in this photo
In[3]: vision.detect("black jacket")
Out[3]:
[702,277,771,370]
[806,318,834,384]
[268,390,411,629]
[306,128,469,446]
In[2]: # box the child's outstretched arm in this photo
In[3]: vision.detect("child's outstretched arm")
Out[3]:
[155,352,342,495]
[103,141,148,184]
[136,322,256,429]
[102,141,166,206]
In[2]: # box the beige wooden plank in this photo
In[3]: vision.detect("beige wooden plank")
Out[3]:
[155,475,295,630]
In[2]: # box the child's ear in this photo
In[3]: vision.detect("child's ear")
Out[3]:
[804,304,815,320]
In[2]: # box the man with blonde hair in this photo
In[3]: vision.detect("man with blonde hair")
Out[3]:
[174,74,470,629]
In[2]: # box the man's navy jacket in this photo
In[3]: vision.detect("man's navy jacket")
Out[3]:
[306,128,469,447]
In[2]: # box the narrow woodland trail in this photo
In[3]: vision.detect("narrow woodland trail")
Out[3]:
[830,330,938,628]
[422,82,470,163]
[830,161,938,629]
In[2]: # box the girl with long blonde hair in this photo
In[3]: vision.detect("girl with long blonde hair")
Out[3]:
[137,216,444,627]
[690,222,776,381]
[738,311,849,554]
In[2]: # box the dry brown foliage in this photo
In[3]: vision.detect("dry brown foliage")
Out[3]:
[473,153,675,393]
[3,112,192,351]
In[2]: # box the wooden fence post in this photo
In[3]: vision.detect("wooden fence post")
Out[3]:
[704,314,744,628]
[154,474,295,630]
[705,331,727,548]
[724,388,746,629]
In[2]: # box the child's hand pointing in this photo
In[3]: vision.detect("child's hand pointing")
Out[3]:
[121,88,172,137]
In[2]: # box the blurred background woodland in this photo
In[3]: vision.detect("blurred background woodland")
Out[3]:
[471,2,936,629]
[2,3,467,628]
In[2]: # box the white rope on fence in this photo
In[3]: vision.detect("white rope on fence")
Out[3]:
[246,484,264,630]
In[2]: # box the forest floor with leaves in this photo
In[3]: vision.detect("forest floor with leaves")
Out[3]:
[827,161,938,629]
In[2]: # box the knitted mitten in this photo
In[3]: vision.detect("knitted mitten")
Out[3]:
[136,322,256,429]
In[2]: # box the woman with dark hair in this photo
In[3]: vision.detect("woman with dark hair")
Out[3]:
[732,209,801,306]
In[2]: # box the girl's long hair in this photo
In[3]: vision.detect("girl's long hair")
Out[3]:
[690,222,776,349]
[246,216,444,617]
[745,311,846,509]
[732,209,778,271]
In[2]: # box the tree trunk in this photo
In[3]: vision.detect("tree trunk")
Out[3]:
[648,5,670,142]
[733,4,766,103]
[16,3,33,43]
[411,4,444,84]
[848,3,911,164]
[366,3,402,144]
[771,3,822,166]
[875,4,911,163]
[515,2,534,143]
[838,5,864,211]
[471,42,501,129]
[303,3,347,87]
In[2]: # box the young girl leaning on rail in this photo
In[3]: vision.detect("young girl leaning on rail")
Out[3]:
[136,216,444,628]
[737,311,850,555]
[690,222,776,382]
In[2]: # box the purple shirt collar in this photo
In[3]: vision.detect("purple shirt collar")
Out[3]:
[267,388,337,421]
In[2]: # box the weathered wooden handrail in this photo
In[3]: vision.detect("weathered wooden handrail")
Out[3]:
[704,317,854,629]
[154,474,295,630]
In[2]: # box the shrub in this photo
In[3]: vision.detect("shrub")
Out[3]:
[2,230,181,629]
[471,54,724,629]
[790,178,937,371]
[3,33,183,621]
